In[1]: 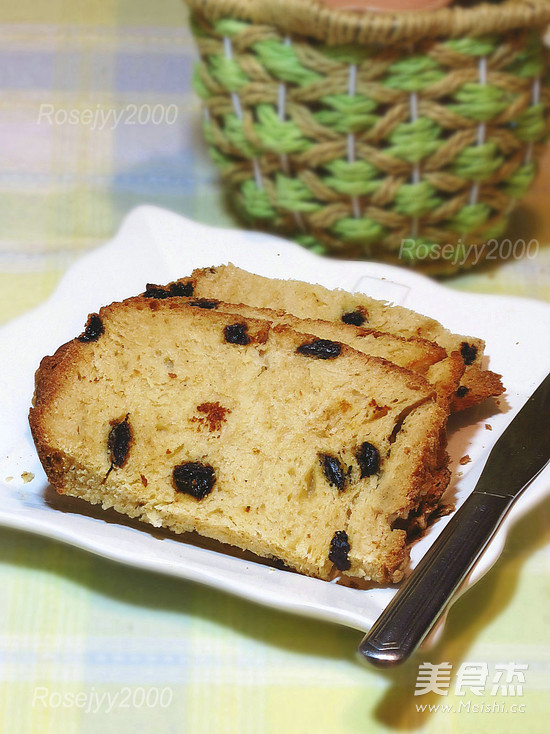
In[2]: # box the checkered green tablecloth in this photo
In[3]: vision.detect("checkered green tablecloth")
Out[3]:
[1,2,549,733]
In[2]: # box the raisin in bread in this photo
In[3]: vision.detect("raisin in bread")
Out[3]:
[29,296,450,583]
[184,264,504,411]
[171,295,464,412]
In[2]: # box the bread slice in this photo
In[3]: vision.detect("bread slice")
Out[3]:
[184,264,504,411]
[167,295,464,412]
[29,295,449,583]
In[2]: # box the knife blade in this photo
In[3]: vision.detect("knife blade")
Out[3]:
[358,372,550,668]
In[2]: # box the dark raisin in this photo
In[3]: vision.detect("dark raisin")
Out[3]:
[108,417,132,468]
[456,385,469,398]
[169,281,193,297]
[144,281,194,299]
[329,530,351,571]
[172,462,216,500]
[296,339,342,360]
[189,299,219,309]
[224,323,251,345]
[78,313,104,342]
[320,454,347,491]
[460,342,478,366]
[143,283,170,299]
[342,310,366,327]
[356,442,380,478]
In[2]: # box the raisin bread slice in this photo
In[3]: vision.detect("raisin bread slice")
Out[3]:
[184,264,504,411]
[30,296,449,583]
[170,295,463,412]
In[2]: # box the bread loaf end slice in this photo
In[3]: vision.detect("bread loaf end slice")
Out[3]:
[30,296,450,582]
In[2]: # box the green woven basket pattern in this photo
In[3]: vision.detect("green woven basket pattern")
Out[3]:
[191,14,550,268]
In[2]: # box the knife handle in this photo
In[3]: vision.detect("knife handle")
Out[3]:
[357,491,511,667]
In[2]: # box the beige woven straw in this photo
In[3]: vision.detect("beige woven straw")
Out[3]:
[186,0,550,271]
[186,0,550,44]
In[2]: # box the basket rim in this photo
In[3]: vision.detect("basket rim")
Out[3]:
[184,0,550,44]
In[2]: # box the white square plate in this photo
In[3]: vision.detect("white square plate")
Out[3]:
[1,206,549,642]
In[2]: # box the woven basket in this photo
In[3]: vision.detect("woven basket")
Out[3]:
[186,0,550,272]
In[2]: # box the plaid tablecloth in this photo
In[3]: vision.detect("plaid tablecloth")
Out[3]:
[1,2,549,732]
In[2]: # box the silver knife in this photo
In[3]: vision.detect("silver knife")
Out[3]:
[358,372,550,668]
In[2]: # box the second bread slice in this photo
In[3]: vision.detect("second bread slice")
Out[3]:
[185,263,504,411]
[158,293,464,412]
